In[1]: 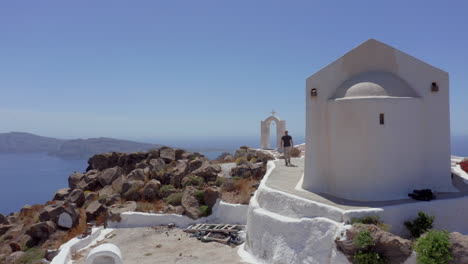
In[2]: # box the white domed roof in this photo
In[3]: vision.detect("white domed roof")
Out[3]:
[344,82,388,98]
[333,71,418,99]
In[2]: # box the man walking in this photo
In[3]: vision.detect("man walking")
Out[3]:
[281,130,294,166]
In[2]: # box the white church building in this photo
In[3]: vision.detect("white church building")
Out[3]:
[303,39,455,201]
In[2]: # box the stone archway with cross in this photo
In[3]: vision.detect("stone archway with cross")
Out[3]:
[261,111,286,150]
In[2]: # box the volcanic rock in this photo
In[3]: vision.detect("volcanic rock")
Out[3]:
[0,213,8,225]
[107,201,137,222]
[68,172,85,189]
[160,147,176,163]
[121,180,145,201]
[127,168,147,181]
[335,224,412,264]
[86,200,106,222]
[192,161,221,181]
[203,187,221,208]
[171,160,189,188]
[98,167,123,187]
[26,221,56,245]
[181,187,201,219]
[142,180,161,201]
[67,189,85,207]
[53,188,70,201]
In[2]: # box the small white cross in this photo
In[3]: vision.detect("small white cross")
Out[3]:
[271,110,276,116]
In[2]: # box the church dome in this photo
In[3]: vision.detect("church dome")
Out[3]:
[344,82,388,98]
[332,71,418,99]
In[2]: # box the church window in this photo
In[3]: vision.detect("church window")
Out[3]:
[431,82,439,92]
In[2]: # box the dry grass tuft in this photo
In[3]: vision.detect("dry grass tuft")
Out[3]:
[95,211,107,226]
[136,200,167,213]
[221,177,257,205]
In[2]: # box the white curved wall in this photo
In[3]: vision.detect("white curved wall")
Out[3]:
[328,97,423,201]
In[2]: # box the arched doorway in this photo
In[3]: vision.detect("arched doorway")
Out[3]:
[261,112,286,150]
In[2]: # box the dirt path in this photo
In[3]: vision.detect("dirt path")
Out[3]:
[73,227,245,264]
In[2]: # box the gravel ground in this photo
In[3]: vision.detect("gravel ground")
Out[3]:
[73,227,245,264]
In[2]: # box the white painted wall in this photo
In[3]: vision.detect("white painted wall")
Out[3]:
[304,39,454,201]
[327,97,424,200]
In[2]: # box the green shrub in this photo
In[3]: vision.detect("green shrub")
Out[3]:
[215,177,224,187]
[184,175,204,187]
[194,190,205,204]
[232,176,242,181]
[415,230,452,264]
[351,215,389,231]
[353,251,386,264]
[16,247,45,264]
[354,230,375,249]
[199,205,212,217]
[164,192,183,206]
[159,185,175,197]
[351,215,381,225]
[235,156,247,165]
[404,211,434,238]
[249,157,257,163]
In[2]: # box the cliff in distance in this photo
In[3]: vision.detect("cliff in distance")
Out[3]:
[0,132,159,159]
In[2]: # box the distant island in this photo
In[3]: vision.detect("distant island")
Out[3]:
[0,132,160,159]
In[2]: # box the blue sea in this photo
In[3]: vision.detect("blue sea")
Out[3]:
[0,153,87,215]
[0,135,465,215]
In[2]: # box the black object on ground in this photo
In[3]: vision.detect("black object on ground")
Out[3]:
[408,189,436,201]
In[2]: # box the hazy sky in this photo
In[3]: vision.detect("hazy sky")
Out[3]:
[1,0,467,142]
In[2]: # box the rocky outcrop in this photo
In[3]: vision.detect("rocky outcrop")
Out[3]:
[231,162,265,179]
[68,172,85,189]
[160,147,176,163]
[203,187,220,208]
[234,147,275,162]
[57,206,79,229]
[192,161,221,181]
[171,160,189,188]
[142,180,161,201]
[26,221,56,246]
[0,214,8,225]
[39,202,79,229]
[450,232,468,264]
[67,189,85,207]
[0,225,13,236]
[127,168,147,181]
[181,187,201,219]
[53,188,70,201]
[121,180,145,201]
[98,167,123,187]
[87,152,123,171]
[117,152,148,173]
[86,201,106,221]
[335,224,412,264]
[144,158,166,181]
[39,202,66,223]
[107,201,137,222]
[189,159,203,171]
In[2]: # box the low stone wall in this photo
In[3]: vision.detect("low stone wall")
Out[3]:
[51,227,106,264]
[108,200,249,229]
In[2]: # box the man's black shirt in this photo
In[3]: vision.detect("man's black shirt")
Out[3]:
[281,135,292,147]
